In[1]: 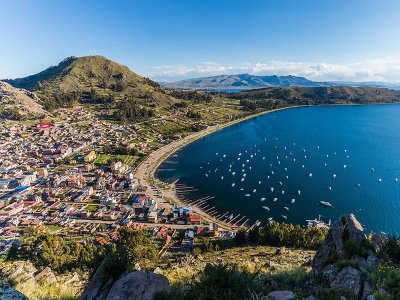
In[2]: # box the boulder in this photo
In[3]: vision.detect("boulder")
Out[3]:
[370,233,388,252]
[321,264,338,284]
[34,267,57,283]
[312,220,344,272]
[344,214,366,244]
[361,280,372,300]
[106,271,170,300]
[331,267,364,297]
[267,290,295,300]
[366,255,378,270]
[0,281,28,300]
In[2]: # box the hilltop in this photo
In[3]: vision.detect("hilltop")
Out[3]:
[0,80,49,120]
[5,55,170,111]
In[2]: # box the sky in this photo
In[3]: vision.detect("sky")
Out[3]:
[2,0,400,82]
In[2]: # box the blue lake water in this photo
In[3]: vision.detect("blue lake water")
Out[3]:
[156,105,400,234]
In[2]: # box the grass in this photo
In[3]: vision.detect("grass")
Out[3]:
[45,224,63,232]
[85,204,98,212]
[159,245,315,285]
[14,281,81,300]
[94,153,138,166]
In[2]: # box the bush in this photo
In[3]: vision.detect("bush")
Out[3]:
[316,288,357,300]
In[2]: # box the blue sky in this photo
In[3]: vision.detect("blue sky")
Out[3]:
[2,0,400,82]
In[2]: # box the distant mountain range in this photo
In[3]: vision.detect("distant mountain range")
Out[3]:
[161,74,400,91]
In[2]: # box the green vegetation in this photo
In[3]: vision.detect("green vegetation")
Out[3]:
[227,86,400,111]
[235,221,327,250]
[85,204,98,212]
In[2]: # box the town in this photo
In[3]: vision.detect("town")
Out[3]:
[0,107,236,256]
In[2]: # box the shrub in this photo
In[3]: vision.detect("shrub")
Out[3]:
[316,288,357,300]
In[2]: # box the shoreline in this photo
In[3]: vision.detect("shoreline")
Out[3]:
[133,102,398,230]
[133,105,302,231]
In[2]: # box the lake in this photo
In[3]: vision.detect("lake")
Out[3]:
[156,104,400,234]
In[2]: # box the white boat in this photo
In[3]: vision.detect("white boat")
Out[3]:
[320,201,333,207]
[284,168,287,171]
[253,189,257,193]
[329,187,332,191]
[221,176,224,180]
[302,165,305,168]
[285,175,289,179]
[223,154,226,158]
[258,181,261,184]
[282,215,288,219]
[298,190,301,195]
[281,191,285,195]
[232,172,236,175]
[343,165,347,169]
[279,181,283,186]
[271,187,274,192]
[260,197,266,201]
[268,217,273,222]
[262,206,270,211]
[231,183,235,187]
[205,174,208,177]
[241,178,245,182]
[371,168,375,172]
[357,183,361,187]
[333,174,336,178]
[273,197,278,202]
[291,199,295,203]
[240,188,244,190]
[243,174,246,177]
[284,206,289,210]
[245,194,251,197]
[379,178,382,182]
[309,173,313,177]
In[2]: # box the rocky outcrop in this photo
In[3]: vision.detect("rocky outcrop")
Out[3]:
[0,281,28,300]
[80,263,170,300]
[331,267,364,297]
[312,214,368,273]
[310,214,385,299]
[106,271,170,300]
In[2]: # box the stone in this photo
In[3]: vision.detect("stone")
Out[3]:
[153,267,162,274]
[321,264,338,284]
[331,267,363,297]
[106,271,170,300]
[34,267,57,283]
[267,290,295,300]
[378,287,391,297]
[366,255,378,270]
[345,214,366,244]
[370,233,388,252]
[0,280,28,300]
[361,281,372,300]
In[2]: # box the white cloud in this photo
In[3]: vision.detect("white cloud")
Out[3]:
[147,58,400,83]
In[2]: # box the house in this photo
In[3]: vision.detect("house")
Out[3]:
[148,211,158,223]
[84,150,96,162]
[186,213,201,225]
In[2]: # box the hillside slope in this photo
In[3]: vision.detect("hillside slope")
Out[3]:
[0,81,49,120]
[5,55,170,110]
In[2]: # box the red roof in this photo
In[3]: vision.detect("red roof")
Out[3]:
[37,122,52,129]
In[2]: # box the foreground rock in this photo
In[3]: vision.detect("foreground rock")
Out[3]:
[267,290,295,300]
[0,281,28,300]
[80,265,170,300]
[106,271,170,300]
[311,214,385,299]
[331,267,364,296]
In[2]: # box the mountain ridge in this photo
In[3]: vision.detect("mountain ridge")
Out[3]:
[161,73,400,91]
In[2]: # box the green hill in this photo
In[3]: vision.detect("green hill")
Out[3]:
[5,55,169,110]
[225,86,400,110]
